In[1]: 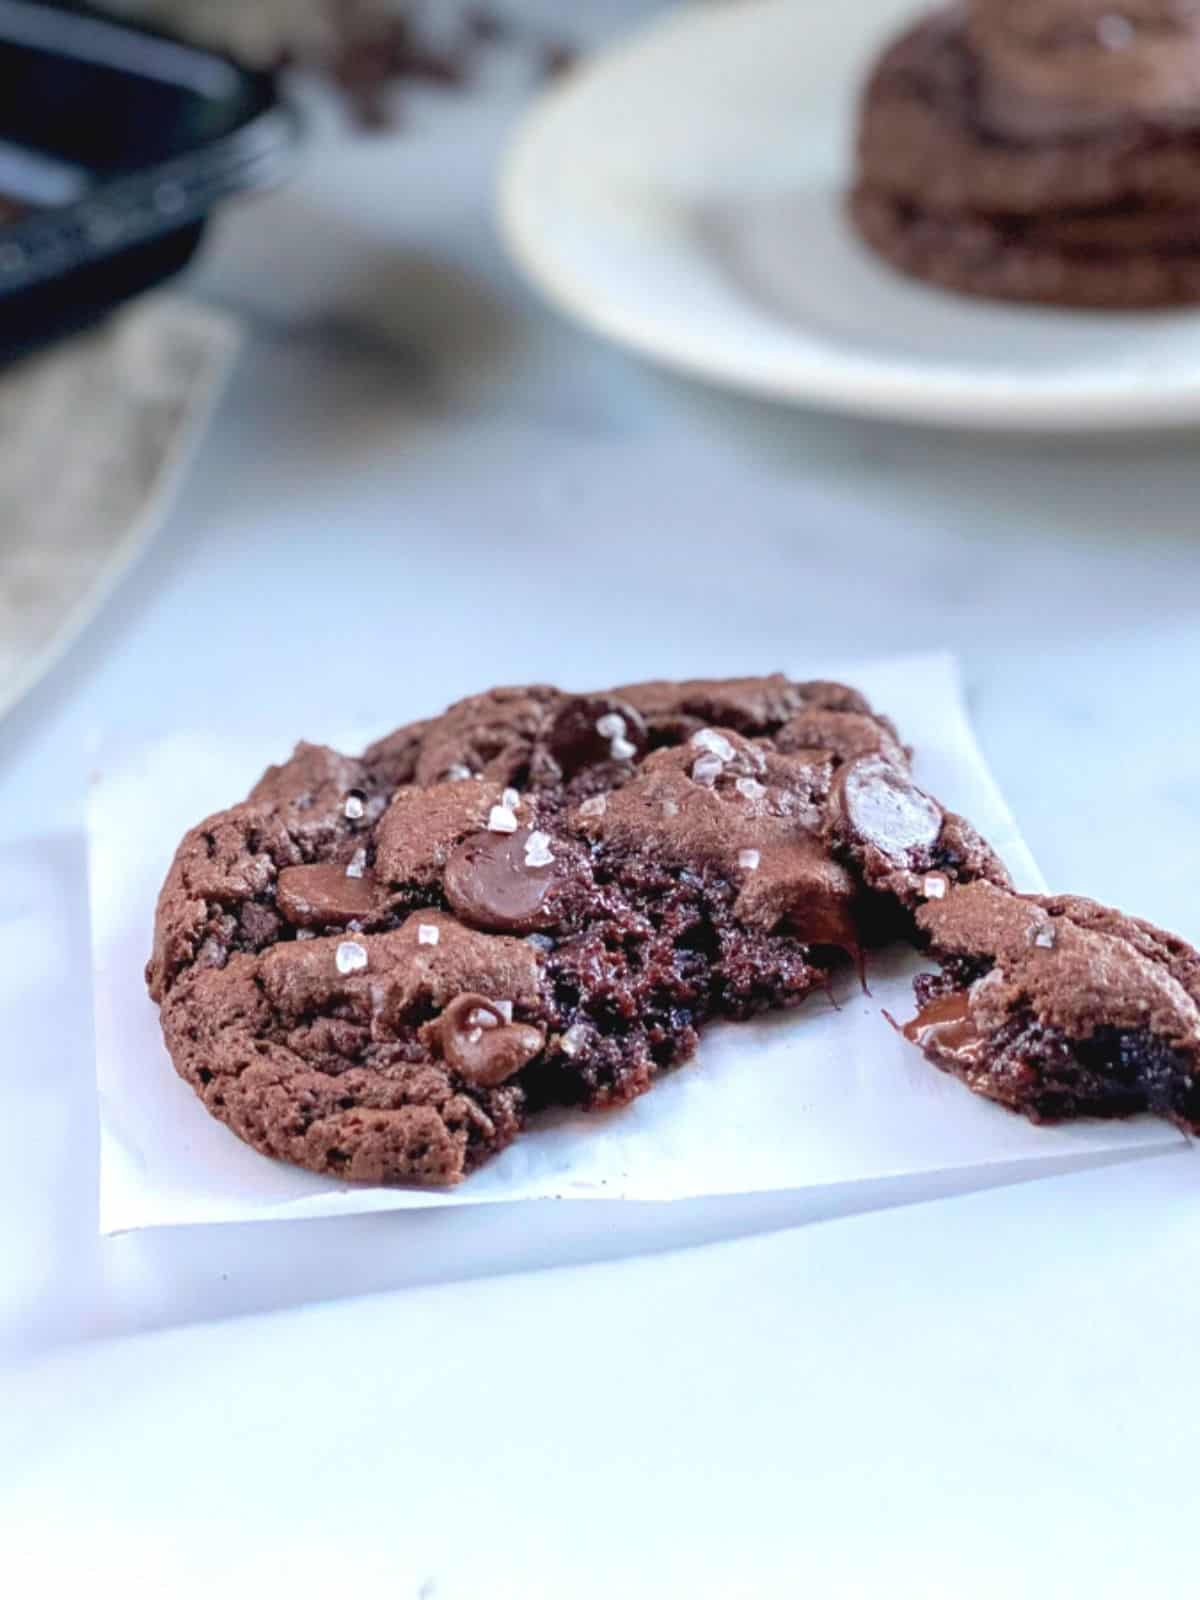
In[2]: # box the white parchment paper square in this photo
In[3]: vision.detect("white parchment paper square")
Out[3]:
[90,654,1181,1233]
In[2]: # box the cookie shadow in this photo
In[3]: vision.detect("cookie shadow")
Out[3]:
[198,191,518,399]
[87,1144,1171,1349]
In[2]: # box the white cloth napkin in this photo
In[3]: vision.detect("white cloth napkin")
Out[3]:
[0,297,239,721]
[89,653,1181,1233]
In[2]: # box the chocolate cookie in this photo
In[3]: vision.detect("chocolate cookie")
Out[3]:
[904,881,1200,1131]
[147,675,1009,1186]
[851,4,1200,308]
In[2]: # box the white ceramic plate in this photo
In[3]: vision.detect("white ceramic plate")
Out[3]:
[500,0,1200,430]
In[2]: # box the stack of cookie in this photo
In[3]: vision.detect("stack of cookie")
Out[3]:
[851,0,1200,308]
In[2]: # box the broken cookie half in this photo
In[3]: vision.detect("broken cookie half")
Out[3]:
[904,881,1200,1134]
[147,673,1010,1187]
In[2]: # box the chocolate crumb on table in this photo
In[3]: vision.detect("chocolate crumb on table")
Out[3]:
[146,674,1009,1187]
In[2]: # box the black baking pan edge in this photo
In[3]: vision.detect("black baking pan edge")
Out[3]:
[0,0,302,334]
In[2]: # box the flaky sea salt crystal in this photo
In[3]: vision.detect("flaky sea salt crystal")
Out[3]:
[336,940,368,975]
[525,933,555,951]
[738,849,761,871]
[579,794,607,819]
[662,797,680,818]
[692,728,736,763]
[524,830,555,868]
[345,847,368,879]
[502,787,521,811]
[296,929,315,941]
[596,712,636,762]
[446,764,473,782]
[736,777,765,802]
[417,923,440,947]
[1097,13,1135,50]
[1033,924,1057,950]
[691,753,724,786]
[343,790,366,821]
[561,1022,589,1057]
[495,999,514,1023]
[923,874,948,901]
[488,805,518,834]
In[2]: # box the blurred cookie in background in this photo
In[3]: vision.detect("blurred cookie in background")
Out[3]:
[850,1,1200,307]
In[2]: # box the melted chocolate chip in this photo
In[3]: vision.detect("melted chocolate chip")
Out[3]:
[443,828,559,933]
[433,993,546,1087]
[903,989,982,1065]
[276,864,380,928]
[547,696,647,777]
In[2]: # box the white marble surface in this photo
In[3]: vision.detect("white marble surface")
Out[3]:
[3,6,1200,1586]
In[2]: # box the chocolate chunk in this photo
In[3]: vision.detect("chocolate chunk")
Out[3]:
[825,754,1010,914]
[833,755,941,863]
[902,989,982,1067]
[547,695,647,776]
[443,827,561,933]
[429,993,546,1087]
[276,864,380,928]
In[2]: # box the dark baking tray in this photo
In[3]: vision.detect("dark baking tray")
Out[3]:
[0,0,301,355]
